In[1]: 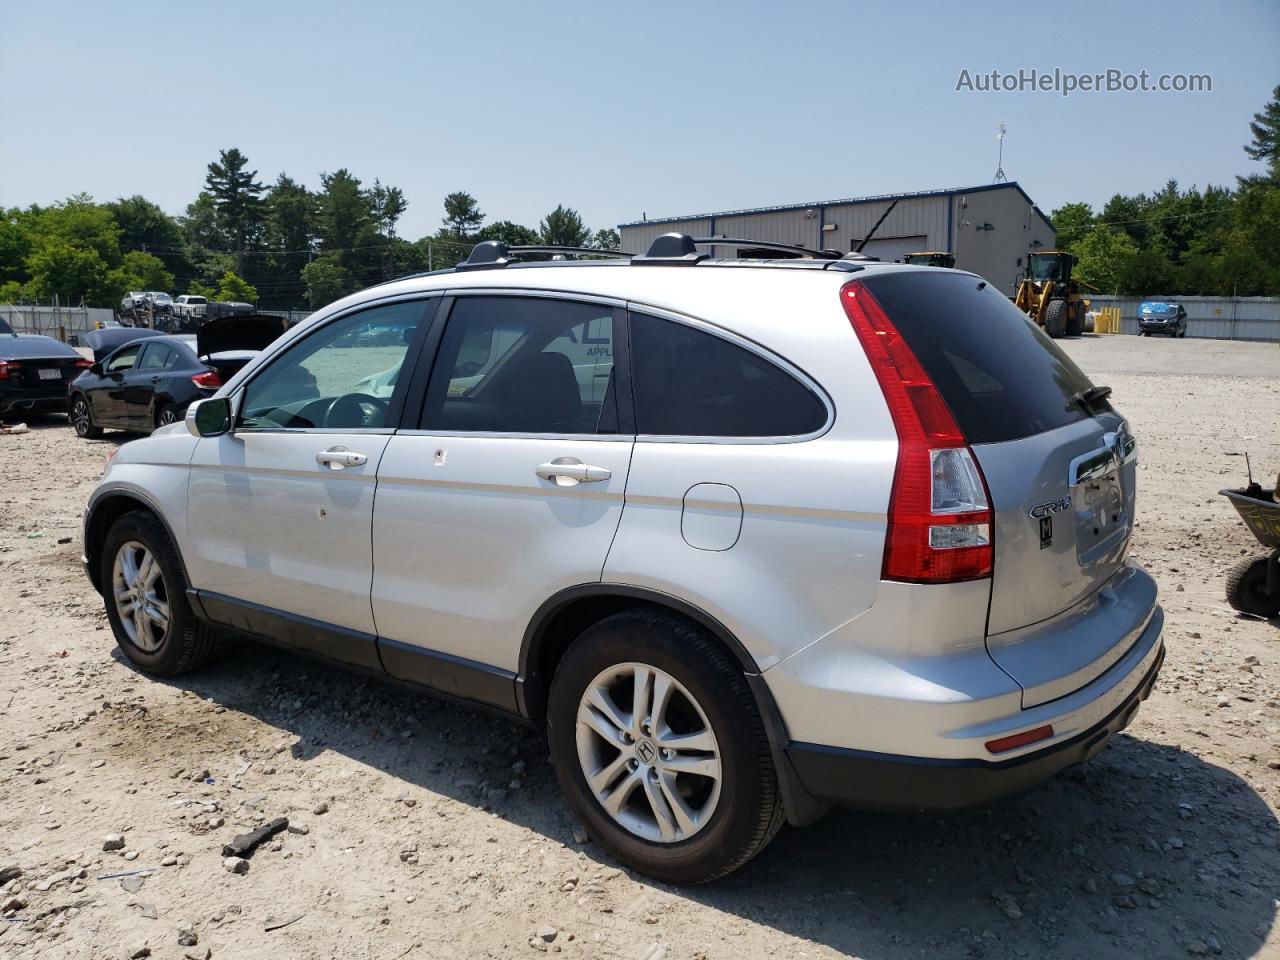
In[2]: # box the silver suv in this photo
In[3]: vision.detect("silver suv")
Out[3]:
[82,236,1164,884]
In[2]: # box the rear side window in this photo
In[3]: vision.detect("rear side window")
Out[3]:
[422,297,618,435]
[863,272,1094,444]
[630,314,827,437]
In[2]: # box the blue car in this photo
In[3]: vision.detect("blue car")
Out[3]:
[1137,302,1187,338]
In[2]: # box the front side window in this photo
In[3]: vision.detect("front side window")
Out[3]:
[422,297,618,435]
[630,314,827,437]
[239,300,429,430]
[106,345,142,373]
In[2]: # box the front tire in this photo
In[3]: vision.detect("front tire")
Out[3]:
[1043,299,1068,338]
[1226,555,1280,618]
[71,394,103,439]
[154,403,179,430]
[547,610,783,884]
[101,510,226,675]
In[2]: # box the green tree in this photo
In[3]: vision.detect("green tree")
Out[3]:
[474,220,540,246]
[107,195,182,255]
[187,279,217,299]
[591,228,621,250]
[1244,83,1280,180]
[1116,249,1177,295]
[539,205,589,246]
[110,251,175,294]
[216,270,258,303]
[369,180,408,237]
[25,239,110,304]
[442,191,484,239]
[316,169,372,260]
[1049,203,1094,250]
[1072,225,1138,293]
[204,148,265,270]
[301,254,349,308]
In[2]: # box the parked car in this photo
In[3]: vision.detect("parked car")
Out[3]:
[172,295,208,325]
[1,320,92,418]
[70,315,285,437]
[1137,301,1187,337]
[81,238,1164,883]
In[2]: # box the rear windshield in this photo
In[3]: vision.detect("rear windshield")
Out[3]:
[863,271,1095,444]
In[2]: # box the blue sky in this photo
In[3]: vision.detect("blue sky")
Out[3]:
[1,0,1276,239]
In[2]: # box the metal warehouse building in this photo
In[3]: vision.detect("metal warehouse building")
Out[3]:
[619,182,1056,295]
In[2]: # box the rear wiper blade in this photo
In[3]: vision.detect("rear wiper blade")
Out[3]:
[1072,384,1112,413]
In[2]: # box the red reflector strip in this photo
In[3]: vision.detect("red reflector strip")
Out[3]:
[985,725,1054,755]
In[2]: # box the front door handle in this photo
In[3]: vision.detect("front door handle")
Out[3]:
[536,457,611,487]
[316,447,368,470]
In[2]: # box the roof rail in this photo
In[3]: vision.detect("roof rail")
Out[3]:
[693,236,843,260]
[634,232,849,266]
[456,240,632,272]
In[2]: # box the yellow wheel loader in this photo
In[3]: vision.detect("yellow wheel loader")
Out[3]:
[903,251,956,268]
[1014,250,1092,338]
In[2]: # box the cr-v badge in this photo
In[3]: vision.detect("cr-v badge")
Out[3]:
[1030,495,1071,550]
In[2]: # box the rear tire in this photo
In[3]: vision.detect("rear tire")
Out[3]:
[546,610,783,884]
[1226,555,1280,618]
[1043,299,1068,338]
[71,394,103,439]
[154,403,179,431]
[1065,300,1084,337]
[101,510,227,675]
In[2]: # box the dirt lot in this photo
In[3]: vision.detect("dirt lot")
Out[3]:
[1,334,1278,960]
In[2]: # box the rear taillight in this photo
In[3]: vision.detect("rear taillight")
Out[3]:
[0,360,17,380]
[841,281,993,583]
[74,358,93,370]
[191,369,222,388]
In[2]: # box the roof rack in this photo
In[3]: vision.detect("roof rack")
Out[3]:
[456,240,633,271]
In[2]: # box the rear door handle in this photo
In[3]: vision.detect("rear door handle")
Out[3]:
[316,447,368,470]
[536,458,611,487]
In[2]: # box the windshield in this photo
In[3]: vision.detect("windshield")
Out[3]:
[1027,255,1065,281]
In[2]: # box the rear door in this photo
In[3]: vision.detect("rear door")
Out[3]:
[864,272,1142,698]
[127,342,176,426]
[370,293,634,697]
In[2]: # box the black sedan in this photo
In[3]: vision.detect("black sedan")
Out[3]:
[0,316,93,419]
[69,315,287,437]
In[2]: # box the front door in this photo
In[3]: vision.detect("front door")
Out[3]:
[185,298,437,668]
[94,343,145,426]
[372,294,633,696]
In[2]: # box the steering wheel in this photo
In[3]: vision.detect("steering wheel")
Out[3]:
[324,393,389,429]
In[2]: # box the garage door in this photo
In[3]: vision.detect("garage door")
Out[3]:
[858,235,929,263]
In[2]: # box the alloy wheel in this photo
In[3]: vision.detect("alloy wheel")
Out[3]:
[576,662,722,843]
[72,397,91,435]
[111,540,170,652]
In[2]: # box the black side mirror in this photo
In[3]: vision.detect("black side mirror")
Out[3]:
[90,363,103,376]
[186,397,233,437]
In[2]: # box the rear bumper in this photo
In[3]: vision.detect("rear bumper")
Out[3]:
[0,388,70,414]
[786,638,1164,811]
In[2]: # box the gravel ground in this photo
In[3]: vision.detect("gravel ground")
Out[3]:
[0,334,1277,960]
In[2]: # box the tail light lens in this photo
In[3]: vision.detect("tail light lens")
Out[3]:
[191,369,222,388]
[0,361,17,380]
[841,280,993,583]
[74,358,94,370]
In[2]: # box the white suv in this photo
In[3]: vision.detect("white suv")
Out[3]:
[82,236,1164,883]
